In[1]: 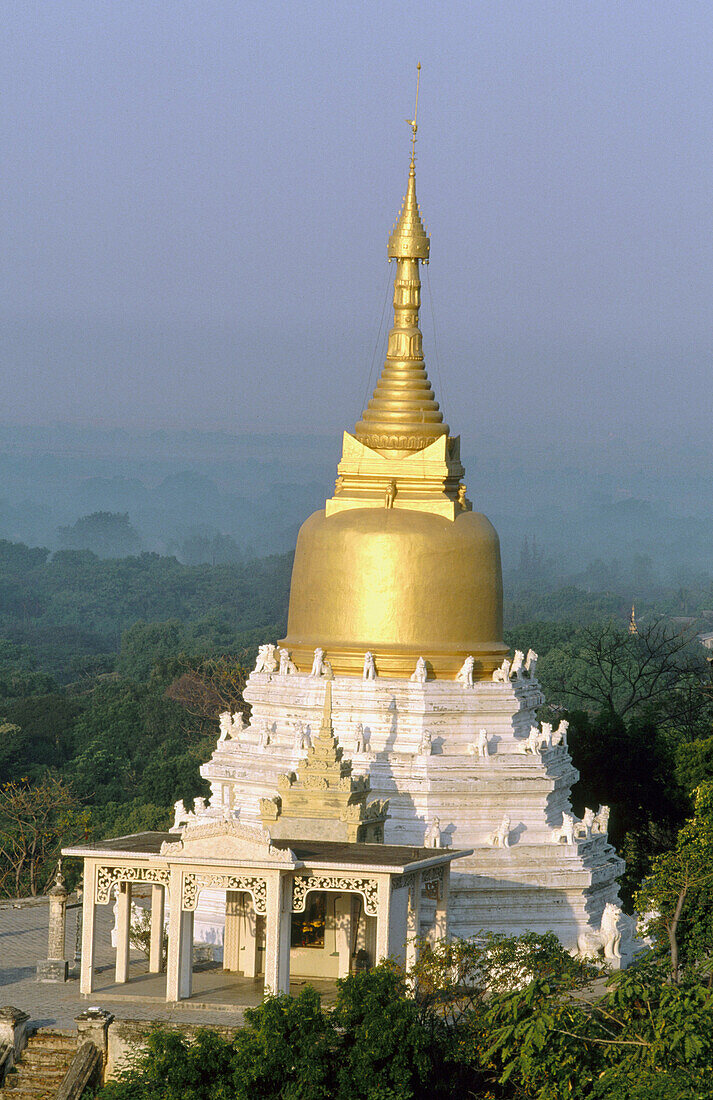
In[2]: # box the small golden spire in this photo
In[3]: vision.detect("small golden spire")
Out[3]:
[390,63,429,261]
[387,159,430,261]
[629,603,638,635]
[321,678,333,731]
[355,65,448,452]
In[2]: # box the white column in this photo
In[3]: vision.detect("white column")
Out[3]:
[80,861,97,996]
[434,864,450,942]
[387,881,409,966]
[334,894,353,979]
[277,878,291,993]
[179,910,194,999]
[224,891,241,971]
[149,884,165,974]
[115,882,132,984]
[166,868,183,1001]
[264,873,291,994]
[239,894,258,978]
[405,871,422,974]
[375,876,392,963]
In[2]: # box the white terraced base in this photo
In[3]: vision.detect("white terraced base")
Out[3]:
[195,667,625,955]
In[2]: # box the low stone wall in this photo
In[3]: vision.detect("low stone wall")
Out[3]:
[106,1019,240,1080]
[0,1005,243,1085]
[0,894,81,910]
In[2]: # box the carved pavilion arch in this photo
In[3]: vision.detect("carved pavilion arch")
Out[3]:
[64,821,468,1003]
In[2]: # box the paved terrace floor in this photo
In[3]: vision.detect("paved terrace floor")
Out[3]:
[0,898,337,1030]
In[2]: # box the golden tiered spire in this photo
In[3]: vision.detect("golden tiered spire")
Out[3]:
[629,603,638,635]
[259,678,389,843]
[354,65,448,452]
[279,75,507,682]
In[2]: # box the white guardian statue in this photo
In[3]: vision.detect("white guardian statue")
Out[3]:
[456,655,475,686]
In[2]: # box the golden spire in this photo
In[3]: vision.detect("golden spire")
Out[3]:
[260,674,389,843]
[279,76,508,683]
[355,64,448,452]
[320,678,334,734]
[629,603,638,635]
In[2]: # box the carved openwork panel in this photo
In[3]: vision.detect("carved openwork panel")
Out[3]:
[422,865,444,901]
[181,872,267,915]
[95,865,170,904]
[390,872,415,892]
[393,867,444,902]
[292,874,379,917]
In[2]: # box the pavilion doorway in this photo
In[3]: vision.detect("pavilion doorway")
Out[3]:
[167,885,265,1002]
[222,890,265,978]
[290,890,376,980]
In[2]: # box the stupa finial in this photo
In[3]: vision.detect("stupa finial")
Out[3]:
[355,66,448,451]
[406,62,421,167]
[388,64,429,263]
[321,678,333,731]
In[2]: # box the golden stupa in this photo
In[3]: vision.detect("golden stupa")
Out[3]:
[280,77,507,679]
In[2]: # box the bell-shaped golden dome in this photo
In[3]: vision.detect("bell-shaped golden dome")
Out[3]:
[281,505,506,679]
[279,117,507,680]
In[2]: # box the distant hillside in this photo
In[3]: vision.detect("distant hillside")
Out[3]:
[0,424,712,584]
[0,538,293,682]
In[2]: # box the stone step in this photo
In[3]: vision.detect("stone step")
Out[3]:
[4,1031,78,1100]
[4,1079,62,1096]
[29,1029,75,1040]
[7,1062,71,1081]
[16,1055,75,1073]
[23,1040,75,1050]
[18,1053,73,1072]
[3,1090,55,1100]
[26,1041,75,1051]
[28,1032,75,1042]
[6,1080,66,1093]
[22,1047,75,1064]
[26,1037,77,1055]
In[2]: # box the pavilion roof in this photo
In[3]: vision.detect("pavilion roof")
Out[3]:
[63,830,471,873]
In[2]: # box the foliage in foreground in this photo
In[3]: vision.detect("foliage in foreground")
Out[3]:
[100,964,453,1100]
[636,778,713,978]
[97,939,713,1100]
[479,959,713,1099]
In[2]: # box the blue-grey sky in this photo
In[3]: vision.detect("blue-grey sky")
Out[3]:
[2,1,712,472]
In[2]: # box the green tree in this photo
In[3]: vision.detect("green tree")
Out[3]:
[0,695,83,782]
[636,781,713,980]
[164,654,250,720]
[68,678,210,816]
[118,620,186,681]
[503,620,579,662]
[0,775,89,897]
[95,942,713,1100]
[332,960,451,1099]
[231,987,337,1099]
[57,511,141,557]
[480,960,713,1099]
[100,1027,240,1100]
[675,733,713,793]
[98,966,454,1100]
[539,620,704,720]
[0,639,57,698]
[565,710,686,886]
